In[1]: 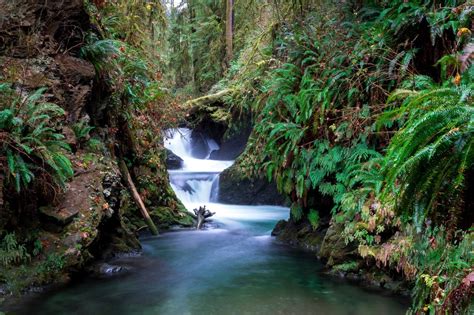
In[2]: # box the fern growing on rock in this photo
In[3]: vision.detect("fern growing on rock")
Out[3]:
[0,85,73,192]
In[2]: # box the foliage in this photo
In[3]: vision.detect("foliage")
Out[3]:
[37,253,65,274]
[72,120,94,146]
[83,0,186,130]
[237,6,399,223]
[409,228,473,314]
[206,0,473,313]
[166,0,267,93]
[0,85,73,192]
[379,71,473,228]
[0,233,30,267]
[307,209,320,230]
[332,261,359,273]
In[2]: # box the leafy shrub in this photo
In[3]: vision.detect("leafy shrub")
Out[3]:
[409,228,473,314]
[380,71,473,227]
[0,233,30,267]
[307,209,320,230]
[37,253,65,273]
[72,120,94,146]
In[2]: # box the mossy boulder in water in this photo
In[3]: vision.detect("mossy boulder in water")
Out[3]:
[150,206,194,229]
[272,218,328,252]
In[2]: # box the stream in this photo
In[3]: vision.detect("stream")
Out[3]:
[16,128,408,315]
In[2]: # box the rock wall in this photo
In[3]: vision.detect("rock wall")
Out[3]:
[0,0,191,297]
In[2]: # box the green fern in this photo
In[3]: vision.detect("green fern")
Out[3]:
[380,70,473,223]
[0,233,30,267]
[0,86,73,192]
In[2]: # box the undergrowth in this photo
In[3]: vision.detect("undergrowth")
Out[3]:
[208,0,473,313]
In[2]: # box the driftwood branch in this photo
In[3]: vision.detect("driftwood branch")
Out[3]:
[118,160,158,235]
[193,205,215,229]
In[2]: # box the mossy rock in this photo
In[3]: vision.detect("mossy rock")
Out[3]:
[320,221,358,266]
[150,207,194,229]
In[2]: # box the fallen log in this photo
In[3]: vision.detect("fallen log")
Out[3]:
[184,89,234,108]
[118,159,158,235]
[193,205,215,229]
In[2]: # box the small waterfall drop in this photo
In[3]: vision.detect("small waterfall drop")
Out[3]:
[164,128,233,209]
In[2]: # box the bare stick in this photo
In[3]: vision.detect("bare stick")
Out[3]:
[119,159,158,235]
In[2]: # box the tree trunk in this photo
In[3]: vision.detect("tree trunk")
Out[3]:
[185,88,234,108]
[118,160,158,235]
[225,0,234,64]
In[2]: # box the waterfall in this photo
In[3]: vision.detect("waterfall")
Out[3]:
[164,128,233,209]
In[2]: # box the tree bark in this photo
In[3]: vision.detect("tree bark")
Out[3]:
[225,0,234,64]
[118,160,158,235]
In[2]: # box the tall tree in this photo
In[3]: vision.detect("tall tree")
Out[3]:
[225,0,233,64]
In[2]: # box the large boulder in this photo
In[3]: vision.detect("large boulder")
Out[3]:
[165,149,184,170]
[218,163,287,206]
[209,125,251,160]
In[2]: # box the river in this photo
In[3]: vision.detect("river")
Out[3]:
[16,128,408,315]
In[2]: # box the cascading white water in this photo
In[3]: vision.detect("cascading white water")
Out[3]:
[164,128,289,231]
[164,128,233,208]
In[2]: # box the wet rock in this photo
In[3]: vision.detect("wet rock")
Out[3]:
[218,163,287,206]
[319,221,358,266]
[272,220,288,236]
[98,263,127,275]
[209,124,252,160]
[149,206,194,230]
[165,149,184,170]
[272,218,328,253]
[190,131,211,159]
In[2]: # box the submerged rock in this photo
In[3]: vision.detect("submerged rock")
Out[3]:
[98,263,127,275]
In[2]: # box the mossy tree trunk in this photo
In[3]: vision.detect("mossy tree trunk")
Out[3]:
[118,160,158,236]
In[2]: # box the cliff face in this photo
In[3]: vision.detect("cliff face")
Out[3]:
[0,0,190,296]
[0,0,93,125]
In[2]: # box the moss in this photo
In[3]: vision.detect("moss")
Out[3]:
[150,206,194,230]
[332,261,359,273]
[0,255,69,295]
